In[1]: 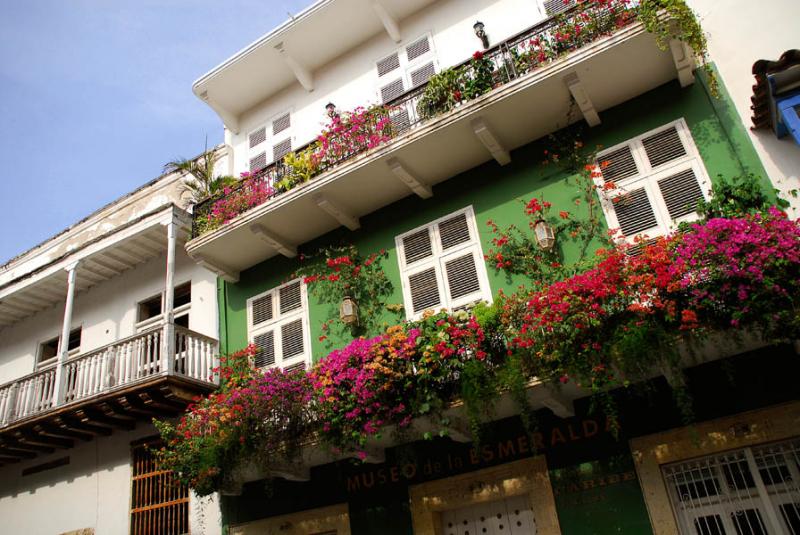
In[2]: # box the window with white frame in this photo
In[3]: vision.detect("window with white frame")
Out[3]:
[247,109,293,174]
[662,438,800,535]
[247,279,311,372]
[396,207,492,320]
[376,34,437,132]
[596,119,711,242]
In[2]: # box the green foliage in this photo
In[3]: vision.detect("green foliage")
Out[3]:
[164,147,236,204]
[294,244,397,340]
[278,146,320,191]
[486,132,612,288]
[696,173,782,220]
[416,68,465,119]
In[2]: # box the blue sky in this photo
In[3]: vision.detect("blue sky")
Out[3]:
[0,0,311,263]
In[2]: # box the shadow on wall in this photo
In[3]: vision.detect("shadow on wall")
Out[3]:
[0,425,143,500]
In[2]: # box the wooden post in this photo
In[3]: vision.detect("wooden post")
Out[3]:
[53,261,79,405]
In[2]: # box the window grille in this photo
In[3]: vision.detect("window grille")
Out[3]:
[130,443,189,535]
[247,280,311,370]
[596,119,711,242]
[396,207,492,319]
[662,438,800,534]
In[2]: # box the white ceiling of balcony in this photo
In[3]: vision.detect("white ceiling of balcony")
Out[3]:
[0,207,188,330]
[192,0,437,125]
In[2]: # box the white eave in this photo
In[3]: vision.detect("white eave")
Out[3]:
[191,0,438,133]
[0,205,191,330]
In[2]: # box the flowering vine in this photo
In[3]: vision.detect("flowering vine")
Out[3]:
[293,245,398,339]
[159,210,800,495]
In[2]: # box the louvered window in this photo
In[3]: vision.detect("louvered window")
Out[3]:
[396,207,492,319]
[247,280,310,370]
[596,119,711,241]
[376,34,436,107]
[245,109,293,174]
[544,0,576,16]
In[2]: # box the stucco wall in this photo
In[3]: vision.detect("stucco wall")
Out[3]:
[0,424,222,535]
[686,0,800,218]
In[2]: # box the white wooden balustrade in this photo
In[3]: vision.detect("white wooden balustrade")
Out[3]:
[0,322,218,427]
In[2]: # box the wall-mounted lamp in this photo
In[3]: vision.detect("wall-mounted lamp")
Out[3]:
[533,219,556,250]
[339,296,359,325]
[473,21,489,49]
[325,102,339,120]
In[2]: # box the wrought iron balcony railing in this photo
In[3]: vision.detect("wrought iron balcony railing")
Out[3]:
[191,2,636,237]
[0,323,218,428]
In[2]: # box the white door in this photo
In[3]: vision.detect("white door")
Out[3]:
[441,495,537,535]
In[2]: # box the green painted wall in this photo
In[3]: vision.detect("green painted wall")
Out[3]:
[219,77,768,359]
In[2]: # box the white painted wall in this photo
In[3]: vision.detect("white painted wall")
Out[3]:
[229,0,547,175]
[0,424,222,535]
[686,0,800,218]
[0,249,217,385]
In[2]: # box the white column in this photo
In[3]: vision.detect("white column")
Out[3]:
[161,218,178,374]
[53,261,79,405]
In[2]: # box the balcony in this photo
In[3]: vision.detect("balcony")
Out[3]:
[187,4,697,281]
[0,322,218,465]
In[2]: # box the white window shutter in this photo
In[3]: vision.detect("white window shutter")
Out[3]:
[442,251,482,306]
[249,127,266,149]
[397,207,491,319]
[249,152,267,172]
[612,187,659,236]
[377,52,401,77]
[410,61,436,88]
[407,266,443,315]
[437,212,472,251]
[280,318,305,364]
[544,0,576,16]
[402,228,434,265]
[278,281,302,314]
[272,113,291,136]
[273,139,292,162]
[658,168,705,220]
[253,330,276,368]
[641,126,687,168]
[600,145,639,183]
[250,293,274,326]
[405,36,431,62]
[598,119,711,241]
[380,78,406,104]
[247,279,310,370]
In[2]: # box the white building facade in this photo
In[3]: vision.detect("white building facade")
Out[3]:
[0,165,224,534]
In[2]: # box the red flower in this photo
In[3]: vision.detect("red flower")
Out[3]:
[559,210,570,219]
[473,50,484,60]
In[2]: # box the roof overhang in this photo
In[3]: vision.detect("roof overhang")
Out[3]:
[187,22,694,281]
[192,0,437,133]
[0,205,191,330]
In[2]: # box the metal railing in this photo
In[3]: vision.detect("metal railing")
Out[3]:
[191,2,635,237]
[0,322,218,427]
